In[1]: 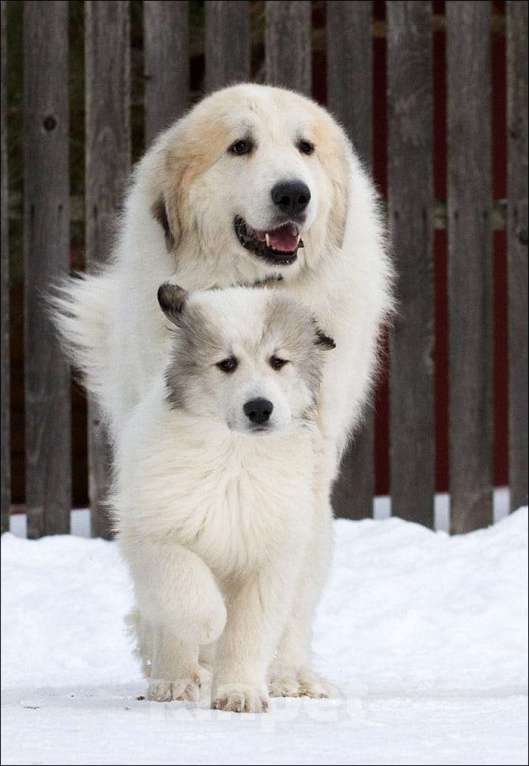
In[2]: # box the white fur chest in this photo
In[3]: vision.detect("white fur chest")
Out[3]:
[115,397,316,583]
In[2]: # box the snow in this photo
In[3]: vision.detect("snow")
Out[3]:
[2,507,528,765]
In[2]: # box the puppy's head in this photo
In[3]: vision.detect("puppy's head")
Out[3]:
[151,84,351,280]
[158,282,335,434]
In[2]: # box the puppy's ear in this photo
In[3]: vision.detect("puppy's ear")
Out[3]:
[312,320,336,350]
[151,197,175,251]
[158,283,188,325]
[315,329,336,350]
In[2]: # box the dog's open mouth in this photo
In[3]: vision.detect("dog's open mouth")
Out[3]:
[234,216,303,266]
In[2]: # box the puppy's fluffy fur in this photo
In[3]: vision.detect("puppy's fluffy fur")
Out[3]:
[52,84,393,708]
[115,286,335,711]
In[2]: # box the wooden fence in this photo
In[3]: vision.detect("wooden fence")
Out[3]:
[1,1,527,538]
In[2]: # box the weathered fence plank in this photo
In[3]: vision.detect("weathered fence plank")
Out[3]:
[328,1,374,520]
[85,1,130,539]
[265,1,311,94]
[205,1,250,93]
[447,1,493,533]
[23,0,71,538]
[144,0,188,146]
[387,1,434,527]
[507,1,528,513]
[1,0,9,534]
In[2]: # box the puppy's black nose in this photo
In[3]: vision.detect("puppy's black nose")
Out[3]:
[271,180,311,217]
[243,398,274,425]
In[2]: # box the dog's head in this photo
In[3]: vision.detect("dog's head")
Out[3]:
[150,84,351,281]
[158,282,335,434]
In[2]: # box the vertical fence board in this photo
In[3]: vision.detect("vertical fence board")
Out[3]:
[328,1,374,520]
[447,2,493,533]
[205,1,250,93]
[24,0,71,538]
[85,1,130,539]
[265,1,311,94]
[507,1,528,513]
[1,0,9,533]
[387,1,434,527]
[144,0,188,146]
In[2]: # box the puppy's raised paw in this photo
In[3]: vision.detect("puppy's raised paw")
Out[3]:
[212,683,270,713]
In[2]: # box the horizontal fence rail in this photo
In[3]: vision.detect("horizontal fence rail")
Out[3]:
[1,0,528,538]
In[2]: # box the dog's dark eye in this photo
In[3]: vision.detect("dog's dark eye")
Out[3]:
[270,356,289,371]
[228,139,253,156]
[297,139,315,156]
[216,356,238,373]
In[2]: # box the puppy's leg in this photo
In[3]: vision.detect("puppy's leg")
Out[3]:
[126,541,226,701]
[212,565,296,714]
[268,489,337,699]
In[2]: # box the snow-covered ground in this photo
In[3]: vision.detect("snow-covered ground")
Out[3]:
[2,505,528,765]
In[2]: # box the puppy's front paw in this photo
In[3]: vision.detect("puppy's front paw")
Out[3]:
[147,668,205,703]
[212,683,270,713]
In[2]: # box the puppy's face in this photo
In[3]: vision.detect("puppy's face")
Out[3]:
[160,85,350,276]
[158,283,335,434]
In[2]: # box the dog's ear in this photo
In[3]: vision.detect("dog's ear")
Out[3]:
[315,120,351,252]
[157,283,188,325]
[312,319,336,350]
[150,118,190,252]
[151,197,175,251]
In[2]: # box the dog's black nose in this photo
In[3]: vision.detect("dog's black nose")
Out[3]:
[243,398,274,425]
[271,181,311,217]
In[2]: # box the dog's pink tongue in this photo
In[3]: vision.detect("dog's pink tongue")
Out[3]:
[266,223,299,252]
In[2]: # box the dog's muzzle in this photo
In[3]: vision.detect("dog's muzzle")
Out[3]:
[234,216,304,266]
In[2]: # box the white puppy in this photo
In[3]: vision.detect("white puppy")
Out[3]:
[114,284,336,712]
[53,84,393,700]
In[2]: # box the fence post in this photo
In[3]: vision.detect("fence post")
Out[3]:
[265,1,311,94]
[328,1,375,520]
[144,0,188,146]
[85,1,130,538]
[24,0,71,538]
[447,1,493,533]
[387,1,435,527]
[205,1,250,93]
[507,0,528,513]
[1,0,9,534]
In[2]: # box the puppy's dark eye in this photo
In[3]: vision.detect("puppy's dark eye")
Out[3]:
[270,356,289,371]
[297,139,315,156]
[216,356,238,373]
[228,139,253,156]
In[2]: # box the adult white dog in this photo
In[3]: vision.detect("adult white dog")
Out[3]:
[55,83,393,701]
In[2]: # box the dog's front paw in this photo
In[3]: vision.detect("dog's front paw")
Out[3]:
[297,669,337,699]
[212,683,270,713]
[269,668,337,699]
[147,667,206,703]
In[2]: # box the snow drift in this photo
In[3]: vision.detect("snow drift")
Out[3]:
[1,509,527,765]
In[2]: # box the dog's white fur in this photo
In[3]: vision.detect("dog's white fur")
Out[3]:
[53,84,393,709]
[115,286,335,711]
